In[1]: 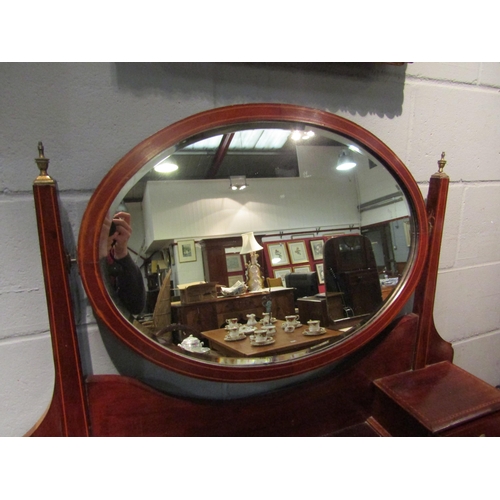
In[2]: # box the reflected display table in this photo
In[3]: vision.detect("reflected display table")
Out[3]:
[201,322,345,358]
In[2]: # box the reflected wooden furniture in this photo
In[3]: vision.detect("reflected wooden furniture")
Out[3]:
[297,292,344,327]
[171,288,295,332]
[201,323,345,357]
[201,236,265,287]
[381,284,397,301]
[324,235,382,316]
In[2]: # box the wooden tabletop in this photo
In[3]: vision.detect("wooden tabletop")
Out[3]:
[201,320,345,358]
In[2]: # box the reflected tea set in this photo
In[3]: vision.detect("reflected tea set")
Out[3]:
[178,312,326,353]
[224,313,325,346]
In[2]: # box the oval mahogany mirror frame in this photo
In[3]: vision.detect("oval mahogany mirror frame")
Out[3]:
[78,103,429,382]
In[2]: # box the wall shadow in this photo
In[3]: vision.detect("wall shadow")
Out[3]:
[114,62,407,118]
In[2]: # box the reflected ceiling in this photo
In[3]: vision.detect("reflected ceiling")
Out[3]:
[124,127,346,201]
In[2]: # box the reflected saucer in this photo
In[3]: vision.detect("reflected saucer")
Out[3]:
[180,345,211,353]
[225,324,241,330]
[281,321,302,329]
[303,327,326,336]
[239,326,256,335]
[250,337,275,347]
[224,333,246,342]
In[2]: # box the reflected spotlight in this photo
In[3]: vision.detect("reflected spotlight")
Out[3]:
[229,175,248,190]
[154,159,178,173]
[336,150,357,171]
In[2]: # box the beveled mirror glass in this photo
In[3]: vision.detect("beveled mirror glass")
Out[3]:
[78,104,428,382]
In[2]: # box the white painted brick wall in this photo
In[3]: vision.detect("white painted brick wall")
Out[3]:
[1,62,499,436]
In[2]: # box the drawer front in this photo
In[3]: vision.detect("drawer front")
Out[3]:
[440,411,500,437]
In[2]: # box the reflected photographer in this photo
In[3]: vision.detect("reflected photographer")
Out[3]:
[102,211,146,316]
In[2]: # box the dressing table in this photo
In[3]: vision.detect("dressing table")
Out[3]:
[27,104,500,437]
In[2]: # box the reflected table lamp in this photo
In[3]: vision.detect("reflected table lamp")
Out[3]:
[240,231,264,292]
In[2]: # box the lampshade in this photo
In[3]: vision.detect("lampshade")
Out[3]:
[240,232,263,254]
[336,149,357,171]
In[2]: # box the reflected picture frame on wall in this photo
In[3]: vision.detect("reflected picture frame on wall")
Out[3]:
[287,240,309,264]
[293,265,311,274]
[310,239,324,260]
[267,242,290,267]
[226,253,243,272]
[178,240,197,263]
[274,268,291,286]
[316,263,325,284]
[228,274,244,287]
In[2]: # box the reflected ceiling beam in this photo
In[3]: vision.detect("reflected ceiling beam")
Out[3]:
[205,132,234,179]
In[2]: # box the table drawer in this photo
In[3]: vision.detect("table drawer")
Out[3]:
[440,411,500,437]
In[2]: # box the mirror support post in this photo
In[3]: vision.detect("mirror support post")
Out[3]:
[413,153,453,369]
[27,143,90,436]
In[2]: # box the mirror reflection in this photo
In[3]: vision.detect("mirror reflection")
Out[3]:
[101,122,412,365]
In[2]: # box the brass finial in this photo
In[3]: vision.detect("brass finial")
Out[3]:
[34,141,55,185]
[437,152,446,173]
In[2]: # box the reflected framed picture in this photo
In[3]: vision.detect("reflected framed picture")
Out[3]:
[274,268,291,286]
[316,263,325,284]
[287,240,309,264]
[293,265,311,274]
[177,240,196,263]
[310,239,324,261]
[267,242,290,267]
[226,253,243,272]
[228,274,244,287]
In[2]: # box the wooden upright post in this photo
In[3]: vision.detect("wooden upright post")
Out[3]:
[413,153,453,369]
[26,143,90,436]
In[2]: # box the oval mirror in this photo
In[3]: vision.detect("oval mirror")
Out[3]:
[78,104,428,382]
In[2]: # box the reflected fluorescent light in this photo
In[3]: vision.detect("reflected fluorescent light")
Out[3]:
[185,130,290,151]
[229,175,247,190]
[154,159,178,173]
[336,150,357,171]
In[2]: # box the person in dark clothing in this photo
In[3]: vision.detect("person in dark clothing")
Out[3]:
[103,211,146,315]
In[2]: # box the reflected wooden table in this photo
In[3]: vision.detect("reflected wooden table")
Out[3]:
[201,321,345,358]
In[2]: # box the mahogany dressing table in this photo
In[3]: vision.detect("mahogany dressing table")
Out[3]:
[27,105,500,437]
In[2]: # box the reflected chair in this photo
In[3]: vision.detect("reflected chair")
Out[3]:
[285,272,319,302]
[135,269,172,339]
[266,277,284,288]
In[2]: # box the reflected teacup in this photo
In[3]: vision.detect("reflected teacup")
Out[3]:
[284,324,295,333]
[226,318,238,327]
[285,315,299,325]
[264,325,276,336]
[307,320,320,332]
[228,327,240,339]
[253,329,267,343]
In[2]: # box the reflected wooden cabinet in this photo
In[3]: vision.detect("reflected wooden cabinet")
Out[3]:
[171,288,295,331]
[201,236,265,287]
